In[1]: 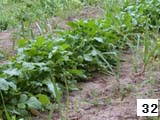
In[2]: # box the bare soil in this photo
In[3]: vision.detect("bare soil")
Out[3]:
[0,32,15,64]
[0,32,12,52]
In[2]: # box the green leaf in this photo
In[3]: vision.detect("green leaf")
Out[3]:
[19,94,28,103]
[94,37,104,43]
[25,47,37,56]
[10,109,21,115]
[83,54,93,61]
[43,80,56,97]
[48,46,58,59]
[22,62,35,70]
[3,68,20,76]
[35,36,45,47]
[91,49,98,56]
[8,82,16,90]
[37,94,50,105]
[68,69,82,75]
[18,103,26,109]
[26,97,41,109]
[18,39,28,47]
[0,78,9,90]
[68,69,86,78]
[61,44,70,49]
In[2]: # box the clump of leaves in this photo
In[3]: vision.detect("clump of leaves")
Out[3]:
[122,0,160,31]
[0,16,9,31]
[62,19,121,72]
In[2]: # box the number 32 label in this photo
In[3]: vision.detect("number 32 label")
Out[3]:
[137,99,158,116]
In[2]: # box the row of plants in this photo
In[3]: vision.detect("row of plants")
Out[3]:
[0,0,160,119]
[0,18,121,119]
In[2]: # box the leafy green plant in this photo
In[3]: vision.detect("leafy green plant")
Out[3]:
[122,0,160,31]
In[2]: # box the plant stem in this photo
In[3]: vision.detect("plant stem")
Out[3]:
[0,90,11,120]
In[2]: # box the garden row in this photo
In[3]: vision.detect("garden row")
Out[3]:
[0,0,160,119]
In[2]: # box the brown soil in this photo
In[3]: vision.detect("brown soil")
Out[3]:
[0,32,13,52]
[0,32,15,64]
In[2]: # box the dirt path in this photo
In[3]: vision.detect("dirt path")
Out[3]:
[0,32,15,64]
[0,32,13,51]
